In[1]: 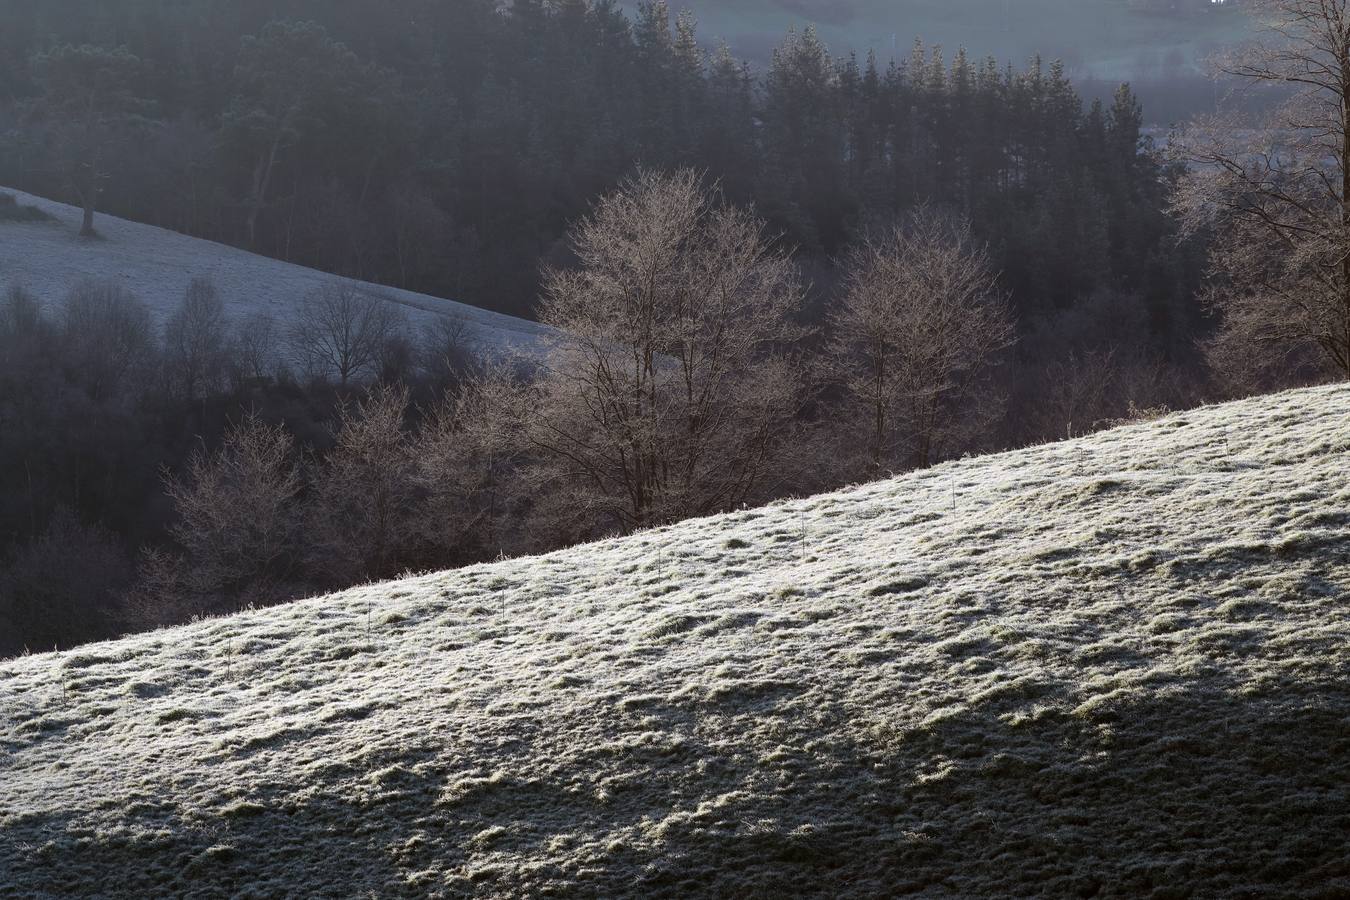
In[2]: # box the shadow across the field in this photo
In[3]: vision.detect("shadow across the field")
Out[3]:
[4,668,1349,898]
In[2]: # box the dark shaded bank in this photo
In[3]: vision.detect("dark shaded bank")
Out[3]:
[4,670,1347,897]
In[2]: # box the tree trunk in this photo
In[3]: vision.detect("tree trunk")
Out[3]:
[77,104,100,237]
[76,156,99,237]
[1342,49,1350,379]
[245,135,282,249]
[80,200,96,238]
[872,354,886,472]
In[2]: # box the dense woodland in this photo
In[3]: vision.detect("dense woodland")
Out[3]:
[0,1,1202,321]
[0,0,1284,655]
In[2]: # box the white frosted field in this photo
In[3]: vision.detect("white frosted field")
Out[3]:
[0,187,548,353]
[1,385,1348,897]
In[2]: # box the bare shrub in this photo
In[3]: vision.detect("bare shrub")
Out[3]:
[230,312,281,387]
[1198,288,1334,396]
[412,366,529,560]
[420,315,475,388]
[161,415,303,598]
[1027,351,1121,442]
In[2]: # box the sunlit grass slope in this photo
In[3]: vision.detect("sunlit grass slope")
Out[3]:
[2,385,1348,897]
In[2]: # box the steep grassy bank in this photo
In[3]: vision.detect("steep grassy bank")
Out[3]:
[2,385,1347,897]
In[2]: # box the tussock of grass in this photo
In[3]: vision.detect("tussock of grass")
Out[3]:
[868,576,928,596]
[2,385,1349,896]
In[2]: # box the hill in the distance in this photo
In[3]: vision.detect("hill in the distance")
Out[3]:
[1,385,1348,897]
[665,0,1249,81]
[0,187,548,355]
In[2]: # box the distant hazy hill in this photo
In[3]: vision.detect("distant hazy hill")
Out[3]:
[3,384,1348,896]
[0,187,548,356]
[668,0,1249,82]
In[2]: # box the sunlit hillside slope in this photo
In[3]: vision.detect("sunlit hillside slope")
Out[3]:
[2,385,1348,897]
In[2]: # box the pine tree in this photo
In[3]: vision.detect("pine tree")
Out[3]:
[762,26,849,250]
[671,10,707,164]
[30,44,151,237]
[633,0,675,164]
[705,41,756,197]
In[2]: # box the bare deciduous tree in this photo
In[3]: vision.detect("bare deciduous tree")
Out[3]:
[420,315,475,388]
[61,280,155,401]
[288,282,404,386]
[230,312,280,387]
[412,366,528,559]
[163,277,229,401]
[306,382,418,583]
[530,169,809,532]
[161,415,303,598]
[1172,0,1350,385]
[827,210,1014,472]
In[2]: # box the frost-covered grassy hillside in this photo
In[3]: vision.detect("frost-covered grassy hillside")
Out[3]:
[2,385,1348,898]
[0,187,548,354]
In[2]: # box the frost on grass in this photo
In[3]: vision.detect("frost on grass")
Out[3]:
[2,385,1349,897]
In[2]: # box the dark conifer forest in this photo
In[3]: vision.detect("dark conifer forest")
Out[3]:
[0,1,1201,325]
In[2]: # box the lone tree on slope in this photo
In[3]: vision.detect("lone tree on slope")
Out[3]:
[1173,0,1350,387]
[31,44,149,237]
